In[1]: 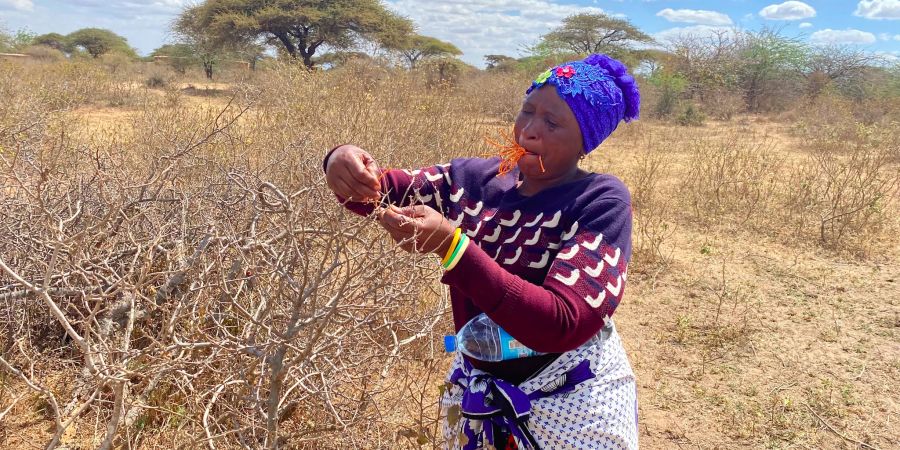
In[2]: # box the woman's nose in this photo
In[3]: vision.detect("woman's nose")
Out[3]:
[519,120,539,141]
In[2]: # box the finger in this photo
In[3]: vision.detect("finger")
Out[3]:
[398,204,427,218]
[331,177,357,201]
[379,207,410,232]
[361,154,382,189]
[335,165,379,200]
[347,153,381,191]
[337,171,381,200]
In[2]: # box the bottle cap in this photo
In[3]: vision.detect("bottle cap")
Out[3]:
[443,335,456,353]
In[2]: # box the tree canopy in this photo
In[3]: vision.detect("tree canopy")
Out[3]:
[0,27,35,52]
[394,34,461,69]
[484,54,516,70]
[540,13,653,58]
[151,43,197,74]
[33,32,68,52]
[173,6,233,78]
[185,0,413,69]
[67,28,135,58]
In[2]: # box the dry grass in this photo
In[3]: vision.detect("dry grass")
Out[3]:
[1,58,898,449]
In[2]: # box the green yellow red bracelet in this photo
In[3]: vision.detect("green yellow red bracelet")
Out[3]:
[441,228,462,266]
[443,233,470,271]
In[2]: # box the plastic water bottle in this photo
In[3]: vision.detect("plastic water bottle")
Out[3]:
[443,313,545,362]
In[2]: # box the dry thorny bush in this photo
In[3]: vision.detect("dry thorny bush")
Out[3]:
[0,61,499,449]
[2,58,899,448]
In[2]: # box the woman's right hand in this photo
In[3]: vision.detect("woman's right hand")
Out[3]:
[325,144,382,202]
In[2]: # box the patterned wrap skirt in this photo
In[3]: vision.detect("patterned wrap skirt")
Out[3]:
[440,321,638,450]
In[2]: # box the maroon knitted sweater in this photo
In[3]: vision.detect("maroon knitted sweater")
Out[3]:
[328,155,632,384]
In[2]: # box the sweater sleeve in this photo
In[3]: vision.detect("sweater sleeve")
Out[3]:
[323,146,452,216]
[441,196,632,353]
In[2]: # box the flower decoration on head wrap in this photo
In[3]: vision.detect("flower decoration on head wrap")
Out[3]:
[527,54,640,154]
[556,65,576,78]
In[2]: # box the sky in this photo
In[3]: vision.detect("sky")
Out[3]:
[1,0,899,66]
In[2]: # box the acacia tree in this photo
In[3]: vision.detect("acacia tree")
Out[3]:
[67,28,135,58]
[174,6,229,79]
[804,45,874,98]
[540,13,653,57]
[395,34,461,69]
[151,43,197,74]
[485,54,516,71]
[33,32,68,52]
[188,0,412,69]
[736,29,808,111]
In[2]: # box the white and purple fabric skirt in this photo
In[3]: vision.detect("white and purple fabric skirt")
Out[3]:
[440,321,638,450]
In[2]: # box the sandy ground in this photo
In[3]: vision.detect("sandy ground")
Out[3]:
[2,91,897,449]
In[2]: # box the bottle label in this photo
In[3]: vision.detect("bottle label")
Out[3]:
[498,327,539,360]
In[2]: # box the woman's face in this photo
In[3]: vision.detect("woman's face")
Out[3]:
[513,85,584,180]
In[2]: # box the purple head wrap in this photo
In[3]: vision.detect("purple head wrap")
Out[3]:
[526,54,640,154]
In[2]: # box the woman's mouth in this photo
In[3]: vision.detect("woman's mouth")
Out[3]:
[521,150,546,172]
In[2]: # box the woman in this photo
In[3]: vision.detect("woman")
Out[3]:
[324,54,640,449]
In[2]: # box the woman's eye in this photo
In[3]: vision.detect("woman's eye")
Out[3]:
[545,120,557,130]
[520,109,533,115]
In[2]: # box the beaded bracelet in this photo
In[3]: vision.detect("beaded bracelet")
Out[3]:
[443,234,470,271]
[441,228,463,267]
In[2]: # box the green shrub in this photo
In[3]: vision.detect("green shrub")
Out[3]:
[677,104,705,126]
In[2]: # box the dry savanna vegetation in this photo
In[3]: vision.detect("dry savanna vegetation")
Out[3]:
[1,33,899,450]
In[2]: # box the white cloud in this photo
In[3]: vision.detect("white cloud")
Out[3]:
[798,22,813,28]
[385,0,608,66]
[854,0,900,20]
[0,0,34,12]
[759,1,816,20]
[654,25,735,44]
[809,29,877,45]
[656,8,732,26]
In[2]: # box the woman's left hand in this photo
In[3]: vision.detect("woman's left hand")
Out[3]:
[378,205,456,256]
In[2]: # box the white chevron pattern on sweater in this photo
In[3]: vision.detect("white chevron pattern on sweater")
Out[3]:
[557,244,579,260]
[606,275,623,297]
[467,221,483,238]
[425,171,443,182]
[524,229,541,246]
[503,228,522,244]
[561,221,579,241]
[528,251,550,269]
[503,247,522,265]
[449,211,464,228]
[553,268,580,286]
[603,247,621,266]
[524,213,544,227]
[581,234,603,251]
[482,226,501,243]
[449,187,464,203]
[584,290,606,308]
[415,190,433,203]
[499,210,521,226]
[541,211,561,228]
[584,260,605,278]
[464,201,483,216]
